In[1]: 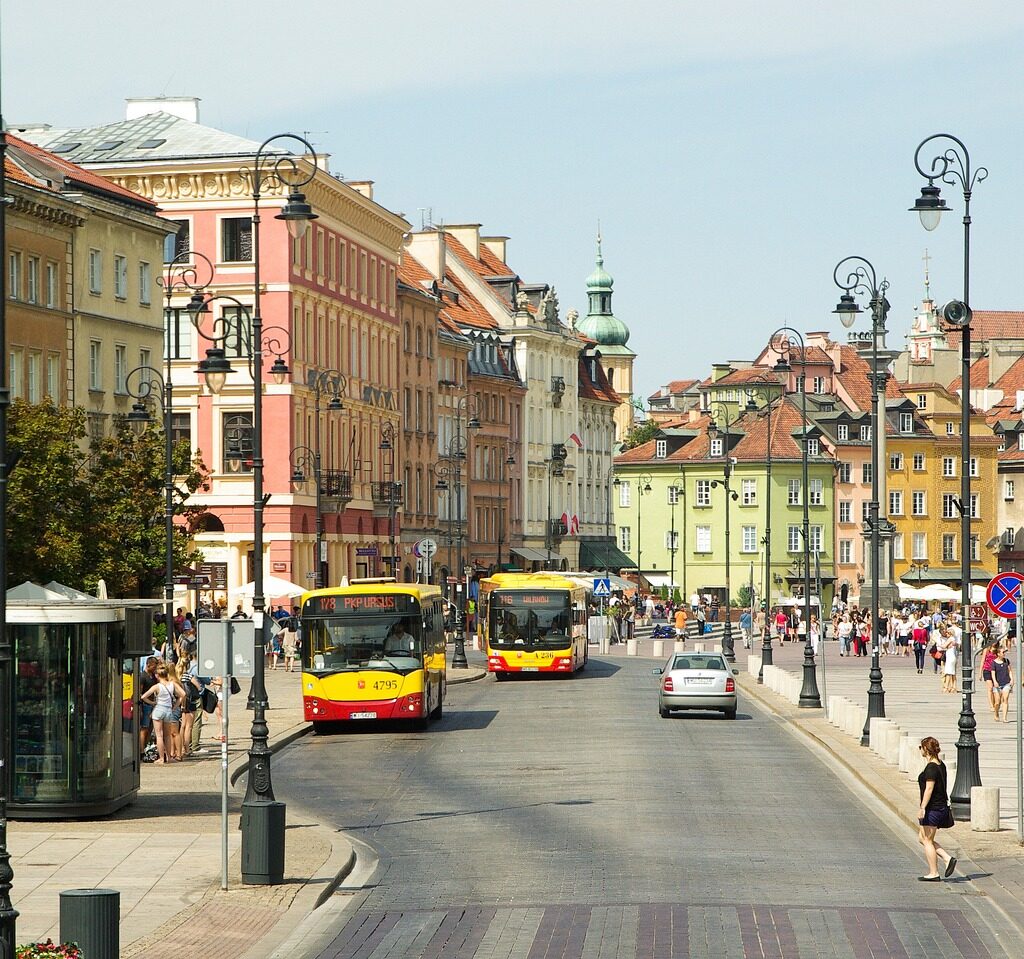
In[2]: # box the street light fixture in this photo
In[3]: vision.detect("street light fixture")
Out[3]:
[911,561,930,584]
[497,449,516,570]
[833,255,892,745]
[668,482,681,605]
[769,328,821,708]
[708,403,739,663]
[912,133,987,817]
[613,472,652,578]
[746,388,775,684]
[378,422,401,578]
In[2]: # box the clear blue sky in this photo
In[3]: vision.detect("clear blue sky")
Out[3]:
[9,2,1024,402]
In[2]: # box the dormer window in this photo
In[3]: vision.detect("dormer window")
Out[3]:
[837,424,849,442]
[710,437,724,457]
[917,394,927,410]
[655,439,667,459]
[807,438,819,456]
[900,412,913,433]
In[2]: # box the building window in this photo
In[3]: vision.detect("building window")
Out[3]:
[139,261,151,305]
[222,411,254,474]
[912,532,927,561]
[1019,434,1024,452]
[862,500,870,521]
[665,530,679,551]
[810,525,823,554]
[946,421,955,435]
[695,480,711,507]
[26,353,40,403]
[807,438,819,456]
[221,217,253,262]
[113,254,128,299]
[889,490,903,516]
[618,480,631,507]
[970,534,980,562]
[942,493,958,519]
[942,534,956,562]
[1005,480,1015,501]
[88,249,101,294]
[695,525,711,553]
[26,256,39,304]
[618,526,631,553]
[862,463,872,484]
[911,490,926,516]
[114,345,127,394]
[839,501,852,523]
[8,351,21,400]
[166,308,192,361]
[741,525,757,553]
[860,425,871,441]
[710,437,723,457]
[970,493,979,519]
[812,376,825,394]
[893,533,904,560]
[171,412,191,450]
[45,262,58,308]
[917,393,927,410]
[900,412,913,433]
[837,424,849,442]
[787,525,801,553]
[809,478,823,506]
[741,478,756,505]
[788,479,801,506]
[969,457,979,478]
[89,340,102,391]
[838,462,851,484]
[163,220,190,262]
[942,456,955,477]
[8,251,20,299]
[913,453,925,471]
[889,453,903,471]
[667,485,681,505]
[839,539,853,564]
[655,439,667,458]
[46,353,60,399]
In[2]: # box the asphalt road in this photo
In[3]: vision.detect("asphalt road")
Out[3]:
[273,656,1019,957]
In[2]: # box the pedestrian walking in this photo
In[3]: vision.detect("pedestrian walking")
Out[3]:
[140,664,186,764]
[916,737,957,881]
[739,609,752,649]
[673,605,688,641]
[837,614,852,656]
[912,618,930,673]
[991,645,1014,723]
[981,643,997,715]
[942,630,960,694]
[809,614,820,656]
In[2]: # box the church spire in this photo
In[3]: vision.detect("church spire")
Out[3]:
[578,230,630,347]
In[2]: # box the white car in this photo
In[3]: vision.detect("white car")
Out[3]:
[654,652,738,719]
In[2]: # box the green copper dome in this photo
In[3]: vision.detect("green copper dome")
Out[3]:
[578,233,630,347]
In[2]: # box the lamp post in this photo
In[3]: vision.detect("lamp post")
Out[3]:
[668,481,681,603]
[745,389,774,684]
[497,448,516,570]
[708,403,739,663]
[770,328,821,708]
[911,133,987,816]
[834,255,892,744]
[614,472,652,578]
[378,421,401,578]
[911,561,930,584]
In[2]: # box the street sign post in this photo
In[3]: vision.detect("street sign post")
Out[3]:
[986,571,1024,619]
[592,578,611,597]
[968,603,989,632]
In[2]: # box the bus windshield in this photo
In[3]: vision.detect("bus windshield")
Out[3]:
[303,613,423,672]
[489,590,572,649]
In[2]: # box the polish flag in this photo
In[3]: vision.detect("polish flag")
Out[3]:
[570,514,580,535]
[568,432,584,449]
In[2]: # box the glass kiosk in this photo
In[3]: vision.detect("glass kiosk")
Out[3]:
[8,582,154,819]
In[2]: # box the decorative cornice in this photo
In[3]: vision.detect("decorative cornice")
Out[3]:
[10,193,82,228]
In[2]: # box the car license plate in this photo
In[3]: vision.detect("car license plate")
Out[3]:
[687,677,713,685]
[521,667,539,672]
[350,711,377,719]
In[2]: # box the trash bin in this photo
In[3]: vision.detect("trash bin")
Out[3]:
[241,800,286,884]
[60,888,119,959]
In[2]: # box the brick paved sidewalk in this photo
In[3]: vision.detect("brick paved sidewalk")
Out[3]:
[10,658,485,957]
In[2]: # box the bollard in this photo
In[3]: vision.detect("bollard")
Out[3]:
[60,888,119,959]
[970,786,1001,831]
[694,642,705,653]
[868,717,893,752]
[827,696,841,725]
[837,700,851,734]
[898,731,913,773]
[626,639,638,656]
[748,652,761,677]
[652,640,664,659]
[843,702,861,738]
[673,640,686,654]
[765,665,777,693]
[788,674,801,705]
[880,725,902,765]
[713,644,722,653]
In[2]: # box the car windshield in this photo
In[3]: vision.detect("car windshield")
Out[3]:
[489,590,572,649]
[303,614,422,672]
[672,656,726,671]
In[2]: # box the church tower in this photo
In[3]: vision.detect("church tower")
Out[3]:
[576,232,636,443]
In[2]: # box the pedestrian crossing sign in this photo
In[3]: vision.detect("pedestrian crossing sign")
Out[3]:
[593,578,612,597]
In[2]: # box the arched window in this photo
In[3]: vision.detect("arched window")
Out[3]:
[404,322,411,352]
[415,325,423,356]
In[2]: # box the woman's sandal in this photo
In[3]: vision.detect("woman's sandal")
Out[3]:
[944,858,958,878]
[918,875,942,882]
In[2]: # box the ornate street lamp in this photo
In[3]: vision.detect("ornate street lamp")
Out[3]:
[378,421,401,577]
[834,255,892,745]
[770,328,821,708]
[911,561,930,584]
[911,133,987,817]
[613,472,652,577]
[708,403,739,663]
[497,448,516,570]
[745,389,775,684]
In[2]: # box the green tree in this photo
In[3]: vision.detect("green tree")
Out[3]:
[622,419,658,450]
[737,585,756,609]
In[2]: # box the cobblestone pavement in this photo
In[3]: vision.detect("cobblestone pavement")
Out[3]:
[271,656,1018,958]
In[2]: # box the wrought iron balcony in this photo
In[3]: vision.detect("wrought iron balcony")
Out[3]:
[320,469,352,509]
[548,518,568,539]
[371,481,403,516]
[551,375,565,406]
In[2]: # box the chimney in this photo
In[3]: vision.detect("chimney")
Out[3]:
[481,235,509,264]
[347,180,374,201]
[711,363,732,383]
[126,96,200,123]
[445,224,481,259]
[405,230,445,281]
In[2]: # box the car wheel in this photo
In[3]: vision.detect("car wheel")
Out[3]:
[724,708,737,720]
[659,704,671,718]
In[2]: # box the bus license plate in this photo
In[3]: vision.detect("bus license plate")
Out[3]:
[351,711,377,719]
[521,667,539,672]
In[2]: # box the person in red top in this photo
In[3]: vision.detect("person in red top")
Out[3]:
[981,643,998,717]
[774,608,788,645]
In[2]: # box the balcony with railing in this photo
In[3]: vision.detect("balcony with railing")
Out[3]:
[548,518,568,540]
[371,481,403,516]
[551,375,565,406]
[320,469,353,509]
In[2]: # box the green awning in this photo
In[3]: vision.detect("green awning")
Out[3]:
[578,540,636,571]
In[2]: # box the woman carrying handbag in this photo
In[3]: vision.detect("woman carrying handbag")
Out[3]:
[916,737,957,881]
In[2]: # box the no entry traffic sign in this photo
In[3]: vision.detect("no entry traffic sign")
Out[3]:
[986,571,1024,619]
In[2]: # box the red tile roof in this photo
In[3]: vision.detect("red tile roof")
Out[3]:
[578,356,619,405]
[400,250,498,332]
[947,312,1024,349]
[948,355,989,394]
[708,368,781,387]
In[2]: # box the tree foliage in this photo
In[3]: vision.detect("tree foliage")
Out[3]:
[622,419,659,451]
[7,399,210,596]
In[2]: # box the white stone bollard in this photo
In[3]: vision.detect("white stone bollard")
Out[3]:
[827,696,840,724]
[626,639,638,656]
[907,744,928,780]
[898,732,913,773]
[673,641,686,654]
[869,717,894,752]
[838,700,853,735]
[767,666,779,693]
[845,702,863,739]
[694,642,705,653]
[880,725,902,765]
[970,786,1001,831]
[748,652,761,677]
[652,640,664,659]
[785,673,799,704]
[713,644,722,653]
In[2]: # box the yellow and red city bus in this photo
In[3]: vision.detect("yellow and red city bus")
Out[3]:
[480,572,588,678]
[300,579,446,731]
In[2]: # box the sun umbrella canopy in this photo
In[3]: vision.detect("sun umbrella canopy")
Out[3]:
[230,575,307,599]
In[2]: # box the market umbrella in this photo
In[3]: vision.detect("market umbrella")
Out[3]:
[230,575,306,599]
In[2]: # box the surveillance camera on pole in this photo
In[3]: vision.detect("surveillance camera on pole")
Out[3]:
[941,300,972,328]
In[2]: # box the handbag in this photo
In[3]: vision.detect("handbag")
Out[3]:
[940,804,955,829]
[932,648,945,662]
[201,687,218,713]
[229,676,241,695]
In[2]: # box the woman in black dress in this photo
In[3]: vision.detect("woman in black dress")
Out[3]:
[917,736,957,880]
